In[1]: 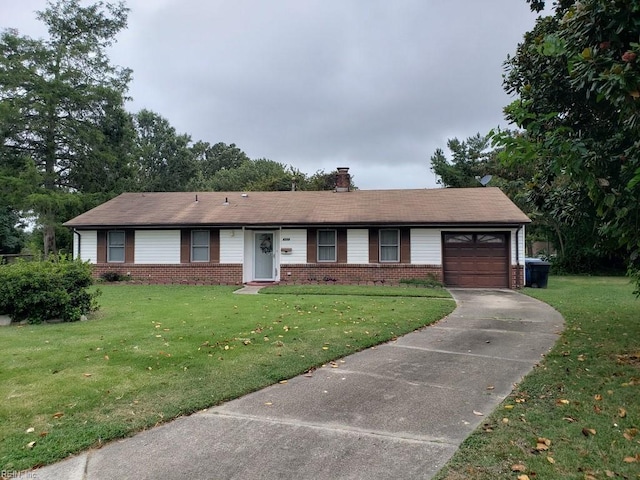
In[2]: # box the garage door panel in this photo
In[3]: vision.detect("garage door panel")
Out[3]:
[443,232,509,288]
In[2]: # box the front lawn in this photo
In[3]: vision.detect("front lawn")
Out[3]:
[434,276,640,480]
[0,284,454,471]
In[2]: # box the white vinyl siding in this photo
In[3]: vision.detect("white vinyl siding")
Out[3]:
[317,230,336,262]
[73,230,97,263]
[135,230,180,264]
[513,226,526,265]
[347,229,369,264]
[220,229,244,263]
[411,229,442,265]
[280,229,307,264]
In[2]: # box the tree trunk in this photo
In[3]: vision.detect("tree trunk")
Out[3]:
[43,224,57,257]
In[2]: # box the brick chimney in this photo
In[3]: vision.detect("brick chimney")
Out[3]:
[335,167,350,192]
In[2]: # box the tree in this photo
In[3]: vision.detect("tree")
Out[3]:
[0,207,25,255]
[430,133,495,188]
[0,0,131,255]
[131,109,196,192]
[494,0,639,286]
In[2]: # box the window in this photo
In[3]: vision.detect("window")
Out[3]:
[317,230,336,262]
[477,234,505,244]
[107,231,125,263]
[380,229,399,262]
[444,234,473,244]
[191,230,210,262]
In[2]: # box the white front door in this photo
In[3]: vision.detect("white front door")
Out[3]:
[254,232,275,281]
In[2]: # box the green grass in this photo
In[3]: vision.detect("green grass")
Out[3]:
[262,284,450,297]
[0,284,455,471]
[434,276,640,480]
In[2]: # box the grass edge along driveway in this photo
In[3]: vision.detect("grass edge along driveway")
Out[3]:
[0,284,454,471]
[434,276,639,480]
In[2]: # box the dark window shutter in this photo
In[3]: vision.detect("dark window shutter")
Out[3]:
[210,229,220,263]
[180,230,190,263]
[400,228,411,264]
[307,228,317,263]
[125,230,135,263]
[369,228,379,263]
[97,230,106,263]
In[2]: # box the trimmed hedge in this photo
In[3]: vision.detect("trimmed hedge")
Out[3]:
[0,256,100,324]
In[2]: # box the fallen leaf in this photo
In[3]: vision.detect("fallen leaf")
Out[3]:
[582,428,596,436]
[577,354,586,361]
[557,399,570,405]
[39,431,48,437]
[486,385,495,390]
[83,373,92,377]
[473,410,484,416]
[322,346,329,350]
[52,412,64,419]
[536,437,551,451]
[104,355,109,360]
[264,402,273,406]
[623,456,637,463]
[26,441,36,449]
[502,418,509,424]
[562,416,577,423]
[278,380,288,384]
[511,464,526,472]
[26,427,35,434]
[504,405,514,410]
[618,407,627,418]
[623,428,638,441]
[517,475,530,480]
[585,475,597,480]
[594,404,602,414]
[605,471,615,478]
[594,394,603,401]
[547,456,555,464]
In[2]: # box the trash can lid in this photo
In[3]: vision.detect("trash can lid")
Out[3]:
[525,257,544,263]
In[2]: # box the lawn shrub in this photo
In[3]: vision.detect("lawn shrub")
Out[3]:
[0,255,100,323]
[100,270,127,282]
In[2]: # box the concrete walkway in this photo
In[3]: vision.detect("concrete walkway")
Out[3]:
[33,289,563,480]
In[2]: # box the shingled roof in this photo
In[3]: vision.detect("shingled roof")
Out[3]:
[63,187,530,228]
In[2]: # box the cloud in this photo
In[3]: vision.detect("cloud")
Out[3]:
[2,0,542,189]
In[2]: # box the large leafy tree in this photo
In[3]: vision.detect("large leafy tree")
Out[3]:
[131,109,196,192]
[0,0,131,255]
[494,0,639,286]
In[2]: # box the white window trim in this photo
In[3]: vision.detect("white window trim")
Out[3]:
[107,230,125,263]
[191,230,210,263]
[379,229,400,263]
[317,229,337,263]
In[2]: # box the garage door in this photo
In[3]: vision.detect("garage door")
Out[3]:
[443,233,509,288]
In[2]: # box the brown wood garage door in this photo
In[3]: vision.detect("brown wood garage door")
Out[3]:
[443,233,509,288]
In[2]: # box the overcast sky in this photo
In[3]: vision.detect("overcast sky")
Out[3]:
[1,1,544,189]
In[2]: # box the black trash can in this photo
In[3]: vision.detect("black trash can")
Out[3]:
[525,258,551,288]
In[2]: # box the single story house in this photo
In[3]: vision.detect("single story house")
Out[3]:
[63,168,530,288]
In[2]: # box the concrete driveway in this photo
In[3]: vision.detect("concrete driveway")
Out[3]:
[34,289,563,480]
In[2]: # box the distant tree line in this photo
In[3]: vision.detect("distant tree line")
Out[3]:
[0,0,346,256]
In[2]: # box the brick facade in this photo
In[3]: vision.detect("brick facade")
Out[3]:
[279,263,442,285]
[93,264,243,285]
[92,263,525,288]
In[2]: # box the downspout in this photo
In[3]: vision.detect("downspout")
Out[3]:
[515,226,521,288]
[73,229,82,261]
